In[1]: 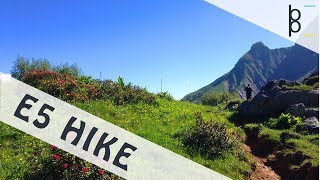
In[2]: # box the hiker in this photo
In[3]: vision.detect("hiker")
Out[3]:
[244,84,253,100]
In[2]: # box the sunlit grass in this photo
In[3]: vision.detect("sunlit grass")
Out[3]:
[1,98,252,179]
[244,124,319,167]
[74,98,252,179]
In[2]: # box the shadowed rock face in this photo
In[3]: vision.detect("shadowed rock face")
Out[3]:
[238,79,319,117]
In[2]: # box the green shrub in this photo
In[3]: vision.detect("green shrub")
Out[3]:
[20,68,157,106]
[157,92,174,101]
[26,145,121,179]
[52,63,81,77]
[180,112,236,158]
[10,56,158,105]
[265,113,302,129]
[11,57,81,80]
[13,57,157,106]
[11,57,51,79]
[109,78,157,106]
[117,76,125,90]
[21,69,94,102]
[201,91,239,106]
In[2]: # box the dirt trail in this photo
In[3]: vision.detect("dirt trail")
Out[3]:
[243,144,281,180]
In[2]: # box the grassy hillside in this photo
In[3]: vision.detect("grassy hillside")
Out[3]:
[0,98,253,179]
[75,99,253,178]
[0,58,253,179]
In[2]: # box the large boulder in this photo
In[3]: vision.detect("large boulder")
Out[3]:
[301,117,319,134]
[305,108,319,119]
[238,79,319,117]
[284,103,305,117]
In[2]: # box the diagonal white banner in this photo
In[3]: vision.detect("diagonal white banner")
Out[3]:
[205,0,319,53]
[0,74,228,179]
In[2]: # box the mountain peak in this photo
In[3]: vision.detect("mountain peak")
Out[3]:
[250,41,268,50]
[181,42,318,102]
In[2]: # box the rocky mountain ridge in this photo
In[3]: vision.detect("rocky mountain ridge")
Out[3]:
[182,42,319,102]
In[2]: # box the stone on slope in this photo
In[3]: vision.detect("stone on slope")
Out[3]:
[238,80,319,117]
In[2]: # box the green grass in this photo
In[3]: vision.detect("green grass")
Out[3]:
[2,97,318,179]
[259,127,283,142]
[0,122,51,179]
[0,98,252,180]
[74,98,252,179]
[244,124,319,167]
[283,84,313,91]
[285,136,319,166]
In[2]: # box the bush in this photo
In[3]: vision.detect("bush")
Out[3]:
[26,145,121,179]
[11,57,51,79]
[265,113,302,129]
[52,63,81,77]
[157,92,174,101]
[201,91,239,106]
[11,57,82,80]
[21,69,94,102]
[104,77,157,106]
[180,112,236,158]
[13,57,157,105]
[19,68,157,106]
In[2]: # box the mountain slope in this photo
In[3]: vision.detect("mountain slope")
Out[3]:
[181,42,319,103]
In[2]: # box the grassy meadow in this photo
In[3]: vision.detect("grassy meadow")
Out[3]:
[0,97,253,179]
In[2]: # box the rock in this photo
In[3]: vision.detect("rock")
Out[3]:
[303,71,319,86]
[302,117,319,134]
[225,101,240,111]
[305,108,319,119]
[238,94,272,116]
[238,79,319,117]
[284,103,305,117]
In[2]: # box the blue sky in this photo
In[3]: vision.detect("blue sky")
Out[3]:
[0,0,294,99]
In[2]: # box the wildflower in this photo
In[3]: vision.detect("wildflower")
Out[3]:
[29,70,36,76]
[53,154,61,160]
[51,145,57,150]
[98,169,104,175]
[63,163,69,169]
[82,167,89,173]
[70,79,76,85]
